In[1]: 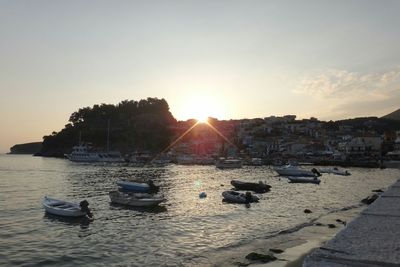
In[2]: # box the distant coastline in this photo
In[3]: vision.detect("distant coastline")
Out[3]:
[8,142,42,155]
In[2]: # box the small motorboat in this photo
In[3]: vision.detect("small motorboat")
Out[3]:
[319,167,350,176]
[274,165,320,177]
[42,196,92,217]
[231,180,271,193]
[287,177,321,184]
[216,158,243,169]
[109,191,165,207]
[222,190,259,204]
[117,181,151,192]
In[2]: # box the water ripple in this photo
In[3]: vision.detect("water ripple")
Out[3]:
[0,155,399,266]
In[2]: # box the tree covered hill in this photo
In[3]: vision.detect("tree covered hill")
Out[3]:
[333,117,400,133]
[39,98,176,157]
[382,108,400,121]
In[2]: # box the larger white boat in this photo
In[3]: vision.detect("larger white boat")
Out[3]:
[274,165,319,177]
[66,143,125,163]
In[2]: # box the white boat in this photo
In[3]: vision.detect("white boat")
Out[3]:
[42,196,90,217]
[222,190,259,204]
[274,165,319,177]
[109,191,164,207]
[319,167,350,176]
[287,177,321,184]
[66,143,125,163]
[216,158,242,169]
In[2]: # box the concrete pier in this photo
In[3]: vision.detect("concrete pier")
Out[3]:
[304,180,400,266]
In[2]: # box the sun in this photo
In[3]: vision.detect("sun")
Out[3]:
[178,94,224,122]
[195,114,209,124]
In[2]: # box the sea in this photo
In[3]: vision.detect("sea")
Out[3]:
[0,154,399,266]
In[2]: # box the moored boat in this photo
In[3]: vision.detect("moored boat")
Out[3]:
[274,165,320,177]
[319,167,350,176]
[216,158,242,169]
[66,143,124,163]
[222,190,259,204]
[42,196,92,217]
[109,191,164,207]
[231,180,271,193]
[287,177,321,184]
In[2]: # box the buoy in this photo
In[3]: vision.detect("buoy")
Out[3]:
[199,192,207,198]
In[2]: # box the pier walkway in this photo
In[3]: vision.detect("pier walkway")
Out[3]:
[304,179,400,266]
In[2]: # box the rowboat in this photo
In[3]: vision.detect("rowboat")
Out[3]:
[109,191,164,207]
[42,196,90,217]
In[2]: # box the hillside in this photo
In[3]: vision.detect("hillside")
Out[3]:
[38,98,176,157]
[382,108,400,121]
[9,142,42,154]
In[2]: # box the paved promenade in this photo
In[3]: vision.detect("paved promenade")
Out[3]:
[304,179,400,267]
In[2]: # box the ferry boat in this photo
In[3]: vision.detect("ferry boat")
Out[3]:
[66,143,124,163]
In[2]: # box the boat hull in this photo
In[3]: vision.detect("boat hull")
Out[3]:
[287,177,320,184]
[109,191,164,207]
[67,153,125,163]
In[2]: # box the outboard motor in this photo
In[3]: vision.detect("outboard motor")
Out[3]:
[148,180,159,193]
[245,192,252,204]
[311,168,321,177]
[80,200,93,218]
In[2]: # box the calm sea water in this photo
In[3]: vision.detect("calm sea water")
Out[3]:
[0,154,399,266]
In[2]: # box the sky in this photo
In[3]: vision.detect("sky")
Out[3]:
[1,0,400,153]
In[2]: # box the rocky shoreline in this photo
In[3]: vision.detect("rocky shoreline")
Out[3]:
[207,205,365,267]
[200,187,386,267]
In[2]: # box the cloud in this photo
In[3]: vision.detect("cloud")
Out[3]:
[293,68,400,119]
[294,68,400,101]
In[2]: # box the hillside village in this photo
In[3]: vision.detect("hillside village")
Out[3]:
[9,98,400,168]
[168,114,400,167]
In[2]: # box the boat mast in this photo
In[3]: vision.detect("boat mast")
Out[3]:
[107,119,110,152]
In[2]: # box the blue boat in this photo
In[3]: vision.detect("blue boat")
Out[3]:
[117,181,150,192]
